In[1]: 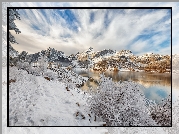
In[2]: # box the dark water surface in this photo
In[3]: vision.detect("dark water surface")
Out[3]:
[74,69,171,104]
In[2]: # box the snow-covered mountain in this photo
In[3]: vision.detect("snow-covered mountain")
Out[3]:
[80,49,171,73]
[9,46,171,73]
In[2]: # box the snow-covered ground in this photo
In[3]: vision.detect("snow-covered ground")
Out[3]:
[2,65,108,134]
[2,65,179,133]
[3,52,178,131]
[8,66,102,126]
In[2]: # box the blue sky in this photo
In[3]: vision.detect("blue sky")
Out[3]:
[10,2,174,56]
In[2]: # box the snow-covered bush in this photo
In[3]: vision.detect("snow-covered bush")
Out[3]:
[71,60,80,68]
[31,67,41,76]
[16,61,22,69]
[43,72,58,81]
[149,94,171,126]
[16,61,43,76]
[23,62,30,71]
[9,44,19,58]
[16,61,29,70]
[38,55,48,75]
[87,74,158,126]
[56,68,88,88]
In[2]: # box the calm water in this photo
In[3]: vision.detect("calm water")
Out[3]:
[74,69,171,104]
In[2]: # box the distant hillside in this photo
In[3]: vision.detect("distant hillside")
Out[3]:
[9,46,171,73]
[72,48,171,73]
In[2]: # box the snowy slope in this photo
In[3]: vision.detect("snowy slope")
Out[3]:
[9,67,99,126]
[3,68,108,134]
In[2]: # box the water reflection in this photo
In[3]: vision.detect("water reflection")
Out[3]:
[143,86,170,104]
[74,69,171,104]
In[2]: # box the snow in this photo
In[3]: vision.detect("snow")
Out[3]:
[72,67,88,73]
[92,57,103,63]
[9,66,100,126]
[4,50,174,127]
[119,68,130,71]
[87,75,158,126]
[2,65,177,133]
[8,66,171,127]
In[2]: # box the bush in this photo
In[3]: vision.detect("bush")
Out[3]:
[87,74,157,126]
[44,72,57,81]
[149,94,171,126]
[17,61,30,70]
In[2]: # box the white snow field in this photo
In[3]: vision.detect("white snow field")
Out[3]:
[2,66,178,134]
[7,65,173,127]
[8,66,102,126]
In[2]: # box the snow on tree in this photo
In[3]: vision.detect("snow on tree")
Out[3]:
[71,60,80,68]
[40,50,46,56]
[15,51,48,76]
[16,51,31,71]
[9,43,19,58]
[47,47,56,62]
[9,9,21,44]
[8,9,21,66]
[87,74,159,126]
[25,54,33,64]
[16,61,30,71]
[9,44,19,66]
[9,57,19,66]
[37,54,48,75]
[46,47,67,63]
[50,48,57,61]
[18,51,28,62]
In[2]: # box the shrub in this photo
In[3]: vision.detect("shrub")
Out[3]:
[87,74,157,126]
[149,94,171,126]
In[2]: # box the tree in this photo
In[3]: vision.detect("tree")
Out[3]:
[9,9,21,44]
[38,54,48,75]
[18,51,28,62]
[9,9,21,66]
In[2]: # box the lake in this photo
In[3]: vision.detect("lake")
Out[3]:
[73,69,171,104]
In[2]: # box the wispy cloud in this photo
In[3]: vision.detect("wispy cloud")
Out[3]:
[11,2,173,55]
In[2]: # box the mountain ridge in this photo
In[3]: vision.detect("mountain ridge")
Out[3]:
[9,46,171,73]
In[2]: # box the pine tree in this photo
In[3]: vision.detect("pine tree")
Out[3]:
[9,9,21,44]
[9,9,21,65]
[18,51,28,62]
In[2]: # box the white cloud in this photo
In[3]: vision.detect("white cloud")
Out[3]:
[10,2,174,56]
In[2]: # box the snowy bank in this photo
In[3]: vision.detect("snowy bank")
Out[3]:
[9,67,98,126]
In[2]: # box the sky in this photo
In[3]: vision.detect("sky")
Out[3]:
[10,2,176,56]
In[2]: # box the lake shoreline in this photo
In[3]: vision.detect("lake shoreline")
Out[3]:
[73,68,171,104]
